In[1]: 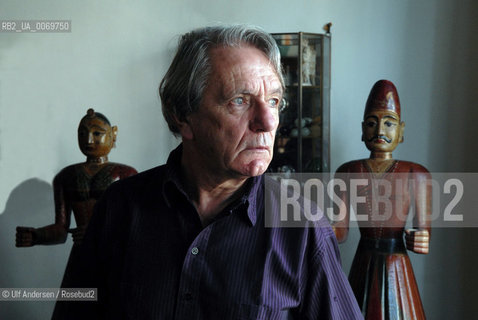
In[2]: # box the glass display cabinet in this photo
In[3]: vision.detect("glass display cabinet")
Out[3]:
[269,32,331,173]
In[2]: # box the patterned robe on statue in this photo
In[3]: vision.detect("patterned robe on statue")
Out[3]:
[336,159,430,320]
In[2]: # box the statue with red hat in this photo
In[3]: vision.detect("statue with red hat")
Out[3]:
[332,80,431,319]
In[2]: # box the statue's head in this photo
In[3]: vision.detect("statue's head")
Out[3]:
[78,108,117,158]
[362,80,404,154]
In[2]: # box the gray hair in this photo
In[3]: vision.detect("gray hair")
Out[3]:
[159,25,284,136]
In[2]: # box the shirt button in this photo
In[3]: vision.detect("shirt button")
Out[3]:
[191,247,199,255]
[183,292,193,301]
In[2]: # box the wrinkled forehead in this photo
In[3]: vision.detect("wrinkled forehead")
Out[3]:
[209,46,282,97]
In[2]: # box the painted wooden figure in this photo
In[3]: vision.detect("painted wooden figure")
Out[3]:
[16,108,137,247]
[332,80,431,319]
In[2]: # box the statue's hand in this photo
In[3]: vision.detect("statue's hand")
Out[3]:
[69,226,87,245]
[16,226,37,247]
[405,229,429,254]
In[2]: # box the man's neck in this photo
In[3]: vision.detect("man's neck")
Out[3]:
[180,151,248,226]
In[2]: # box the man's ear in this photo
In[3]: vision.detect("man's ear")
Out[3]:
[174,115,194,140]
[399,121,405,143]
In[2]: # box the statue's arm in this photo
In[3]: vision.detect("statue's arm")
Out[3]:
[16,173,70,247]
[405,168,432,254]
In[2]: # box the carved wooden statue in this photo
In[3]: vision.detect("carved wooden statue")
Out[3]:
[332,80,431,319]
[16,108,137,247]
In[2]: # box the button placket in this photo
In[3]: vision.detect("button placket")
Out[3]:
[174,226,213,319]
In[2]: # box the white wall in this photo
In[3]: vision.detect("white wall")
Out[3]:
[0,0,476,318]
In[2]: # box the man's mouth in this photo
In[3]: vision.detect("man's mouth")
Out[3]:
[246,147,269,152]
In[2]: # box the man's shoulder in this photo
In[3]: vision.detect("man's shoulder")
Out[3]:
[107,164,167,195]
[263,174,335,239]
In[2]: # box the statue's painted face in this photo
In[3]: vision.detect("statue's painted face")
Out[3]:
[362,109,404,153]
[78,117,116,158]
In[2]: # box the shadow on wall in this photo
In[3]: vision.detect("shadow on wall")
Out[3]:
[0,178,71,320]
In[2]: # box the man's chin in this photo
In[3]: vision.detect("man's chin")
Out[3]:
[237,159,270,177]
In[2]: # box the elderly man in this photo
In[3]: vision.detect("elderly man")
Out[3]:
[53,25,362,319]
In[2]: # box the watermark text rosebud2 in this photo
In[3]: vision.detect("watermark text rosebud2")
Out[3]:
[265,173,476,228]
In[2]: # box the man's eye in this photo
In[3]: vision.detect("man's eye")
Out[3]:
[93,131,103,137]
[231,97,246,105]
[366,121,376,127]
[268,98,279,108]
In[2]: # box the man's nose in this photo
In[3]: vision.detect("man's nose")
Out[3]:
[88,132,95,144]
[249,99,278,132]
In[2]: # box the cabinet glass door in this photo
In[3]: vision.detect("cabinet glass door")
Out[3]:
[270,32,331,173]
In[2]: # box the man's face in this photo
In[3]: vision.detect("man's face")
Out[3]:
[78,117,116,158]
[362,110,404,153]
[182,45,282,178]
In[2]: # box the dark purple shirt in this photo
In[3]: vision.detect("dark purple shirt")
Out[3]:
[53,146,362,320]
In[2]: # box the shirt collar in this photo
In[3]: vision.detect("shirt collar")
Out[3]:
[242,175,262,226]
[162,144,190,208]
[161,143,264,226]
